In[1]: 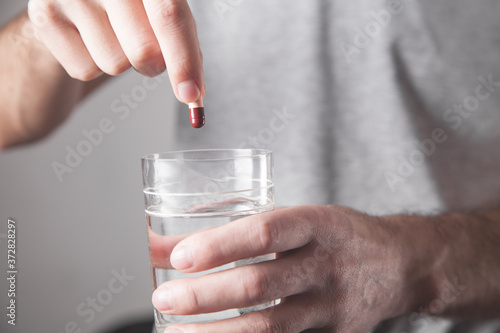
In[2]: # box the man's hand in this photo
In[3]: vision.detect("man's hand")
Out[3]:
[0,0,204,148]
[150,205,500,332]
[151,206,414,332]
[27,0,205,104]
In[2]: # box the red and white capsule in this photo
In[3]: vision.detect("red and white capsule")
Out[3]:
[188,99,205,128]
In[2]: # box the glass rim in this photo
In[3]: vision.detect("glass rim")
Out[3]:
[141,149,272,162]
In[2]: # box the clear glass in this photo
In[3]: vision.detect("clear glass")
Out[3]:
[141,149,275,332]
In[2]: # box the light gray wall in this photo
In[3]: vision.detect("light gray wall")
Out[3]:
[0,2,178,332]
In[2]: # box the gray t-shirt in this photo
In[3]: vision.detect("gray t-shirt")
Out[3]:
[177,1,500,331]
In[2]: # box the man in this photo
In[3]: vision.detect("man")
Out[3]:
[1,0,499,332]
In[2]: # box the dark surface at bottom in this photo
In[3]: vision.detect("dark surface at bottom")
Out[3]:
[101,318,154,333]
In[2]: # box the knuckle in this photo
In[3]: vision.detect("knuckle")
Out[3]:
[161,1,183,21]
[154,0,187,28]
[296,214,316,242]
[202,237,222,264]
[128,41,163,68]
[67,66,102,82]
[91,53,130,77]
[183,283,200,313]
[256,216,277,251]
[252,312,285,333]
[243,267,269,303]
[168,57,191,76]
[28,0,60,26]
[100,60,130,76]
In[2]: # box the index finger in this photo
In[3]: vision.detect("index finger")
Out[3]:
[170,206,319,272]
[142,0,205,104]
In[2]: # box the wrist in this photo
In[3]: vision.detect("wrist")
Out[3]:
[377,214,442,317]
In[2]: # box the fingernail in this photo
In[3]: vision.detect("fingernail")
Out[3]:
[177,80,200,103]
[164,328,183,333]
[152,288,172,311]
[170,247,193,270]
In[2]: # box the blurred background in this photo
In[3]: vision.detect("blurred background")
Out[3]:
[0,1,178,332]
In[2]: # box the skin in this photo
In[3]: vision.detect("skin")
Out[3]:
[151,206,500,332]
[1,2,499,332]
[0,0,204,148]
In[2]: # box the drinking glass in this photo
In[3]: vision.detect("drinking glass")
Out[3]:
[141,149,275,332]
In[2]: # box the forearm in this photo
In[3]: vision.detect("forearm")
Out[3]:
[389,209,500,319]
[0,11,100,148]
